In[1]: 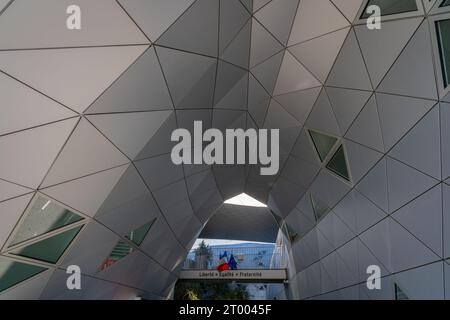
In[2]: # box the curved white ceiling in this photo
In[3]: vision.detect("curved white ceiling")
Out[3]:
[0,0,449,300]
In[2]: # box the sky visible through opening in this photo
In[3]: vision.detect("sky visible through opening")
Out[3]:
[192,239,273,249]
[192,193,272,249]
[224,193,267,207]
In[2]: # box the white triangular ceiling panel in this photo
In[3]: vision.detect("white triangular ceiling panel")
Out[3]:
[0,0,149,49]
[0,118,78,188]
[0,46,148,113]
[288,0,349,46]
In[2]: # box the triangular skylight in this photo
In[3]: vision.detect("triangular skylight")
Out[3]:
[98,220,157,272]
[11,226,83,264]
[326,144,350,182]
[0,257,47,293]
[308,129,338,162]
[436,18,450,87]
[310,194,330,222]
[98,240,134,272]
[9,195,83,247]
[224,193,267,207]
[395,283,409,300]
[125,219,157,246]
[361,0,418,19]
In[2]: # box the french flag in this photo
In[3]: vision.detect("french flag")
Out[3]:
[217,251,230,272]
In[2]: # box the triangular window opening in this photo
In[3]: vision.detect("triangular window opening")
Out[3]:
[0,257,47,293]
[11,226,83,264]
[125,218,157,246]
[440,0,450,7]
[99,240,134,272]
[360,0,418,19]
[308,129,338,162]
[436,18,450,88]
[99,220,157,272]
[310,194,330,222]
[224,193,267,207]
[326,145,351,182]
[394,283,409,300]
[9,195,83,247]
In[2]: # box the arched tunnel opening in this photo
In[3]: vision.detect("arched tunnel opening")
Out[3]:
[174,193,291,300]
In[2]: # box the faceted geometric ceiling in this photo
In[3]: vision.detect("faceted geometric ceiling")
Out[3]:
[1,0,450,300]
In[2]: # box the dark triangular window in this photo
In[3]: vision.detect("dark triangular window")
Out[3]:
[395,283,409,300]
[125,219,156,246]
[326,145,350,182]
[361,0,418,19]
[436,19,450,88]
[9,195,83,247]
[98,240,134,272]
[99,220,157,272]
[310,194,330,222]
[11,226,83,264]
[0,257,47,293]
[308,130,338,162]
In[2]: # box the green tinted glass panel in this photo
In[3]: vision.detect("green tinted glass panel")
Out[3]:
[395,283,409,300]
[326,145,350,181]
[0,257,47,292]
[110,241,133,260]
[12,226,83,264]
[437,19,450,88]
[361,0,418,18]
[310,194,330,221]
[441,0,450,7]
[10,196,83,247]
[308,130,338,162]
[98,240,134,272]
[125,219,156,246]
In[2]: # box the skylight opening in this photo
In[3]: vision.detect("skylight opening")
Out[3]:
[0,257,47,293]
[441,0,450,7]
[11,226,83,264]
[360,0,419,19]
[310,193,331,222]
[394,283,409,300]
[224,193,267,207]
[436,18,450,88]
[192,239,274,249]
[308,129,338,163]
[326,144,351,182]
[98,221,156,272]
[9,195,84,247]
